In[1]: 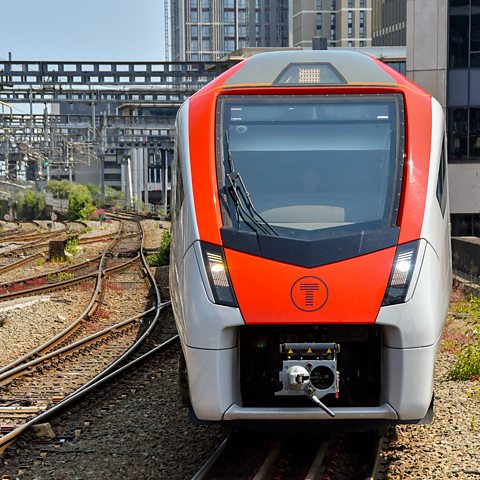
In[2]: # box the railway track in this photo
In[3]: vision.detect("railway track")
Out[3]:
[0,223,119,262]
[192,430,384,480]
[0,224,140,299]
[0,219,177,454]
[0,221,136,366]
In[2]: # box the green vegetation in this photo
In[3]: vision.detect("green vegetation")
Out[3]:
[105,185,125,204]
[67,184,96,220]
[448,295,480,382]
[85,183,102,205]
[46,179,74,199]
[65,236,80,256]
[36,257,45,267]
[79,226,92,235]
[56,271,73,281]
[146,230,171,267]
[14,190,46,220]
[46,180,97,220]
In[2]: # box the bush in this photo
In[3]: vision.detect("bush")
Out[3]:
[448,295,480,381]
[89,208,106,221]
[67,185,95,221]
[14,190,46,220]
[46,180,74,199]
[146,230,171,267]
[65,236,80,256]
[105,186,125,203]
[85,183,102,206]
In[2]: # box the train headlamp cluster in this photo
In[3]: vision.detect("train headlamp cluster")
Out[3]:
[382,241,420,306]
[201,242,237,307]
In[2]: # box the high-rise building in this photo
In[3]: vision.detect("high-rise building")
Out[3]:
[169,0,290,61]
[292,0,372,49]
[372,0,406,46]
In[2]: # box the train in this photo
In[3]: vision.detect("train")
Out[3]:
[170,50,452,428]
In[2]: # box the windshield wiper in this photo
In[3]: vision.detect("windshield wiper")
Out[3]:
[224,130,279,236]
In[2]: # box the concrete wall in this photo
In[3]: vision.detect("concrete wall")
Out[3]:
[406,0,447,108]
[448,164,480,214]
[451,237,480,283]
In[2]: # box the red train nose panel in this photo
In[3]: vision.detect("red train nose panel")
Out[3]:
[225,247,396,324]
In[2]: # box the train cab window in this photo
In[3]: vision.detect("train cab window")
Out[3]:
[436,139,447,216]
[216,94,404,241]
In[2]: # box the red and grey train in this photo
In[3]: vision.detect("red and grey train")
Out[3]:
[170,50,452,426]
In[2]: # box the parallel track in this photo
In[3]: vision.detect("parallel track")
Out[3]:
[0,218,178,453]
[192,430,385,480]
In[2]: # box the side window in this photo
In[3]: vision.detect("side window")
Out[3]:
[172,139,184,221]
[436,139,447,216]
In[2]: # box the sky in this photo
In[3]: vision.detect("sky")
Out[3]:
[0,0,166,61]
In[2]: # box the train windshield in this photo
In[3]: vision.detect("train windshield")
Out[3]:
[217,95,404,240]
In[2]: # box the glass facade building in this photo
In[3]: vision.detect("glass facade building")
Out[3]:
[447,0,480,234]
[371,0,406,46]
[170,0,289,61]
[448,0,480,163]
[292,0,372,48]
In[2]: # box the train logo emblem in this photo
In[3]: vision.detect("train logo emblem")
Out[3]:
[291,276,328,312]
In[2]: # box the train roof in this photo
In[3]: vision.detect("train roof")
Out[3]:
[222,50,399,88]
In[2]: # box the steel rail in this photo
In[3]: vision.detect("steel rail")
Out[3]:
[0,228,66,243]
[191,435,233,480]
[365,431,385,480]
[0,233,62,256]
[67,220,162,395]
[0,219,142,372]
[0,307,155,387]
[0,254,102,288]
[0,229,130,288]
[0,225,126,374]
[0,218,177,454]
[0,257,139,374]
[0,252,44,275]
[0,230,124,256]
[0,254,139,301]
[303,441,329,480]
[0,221,66,241]
[0,331,177,454]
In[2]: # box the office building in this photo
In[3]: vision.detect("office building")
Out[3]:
[292,0,372,49]
[372,0,406,45]
[170,0,290,61]
[407,0,480,235]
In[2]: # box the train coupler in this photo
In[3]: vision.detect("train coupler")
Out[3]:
[275,342,340,417]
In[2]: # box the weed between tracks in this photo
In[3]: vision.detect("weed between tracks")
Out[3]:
[146,230,171,267]
[444,291,480,401]
[65,236,80,256]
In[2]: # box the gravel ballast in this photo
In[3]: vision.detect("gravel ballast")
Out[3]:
[0,274,478,478]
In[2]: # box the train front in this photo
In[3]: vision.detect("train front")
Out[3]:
[170,51,452,426]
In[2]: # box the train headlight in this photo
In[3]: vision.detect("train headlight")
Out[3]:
[201,242,238,307]
[382,241,420,306]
